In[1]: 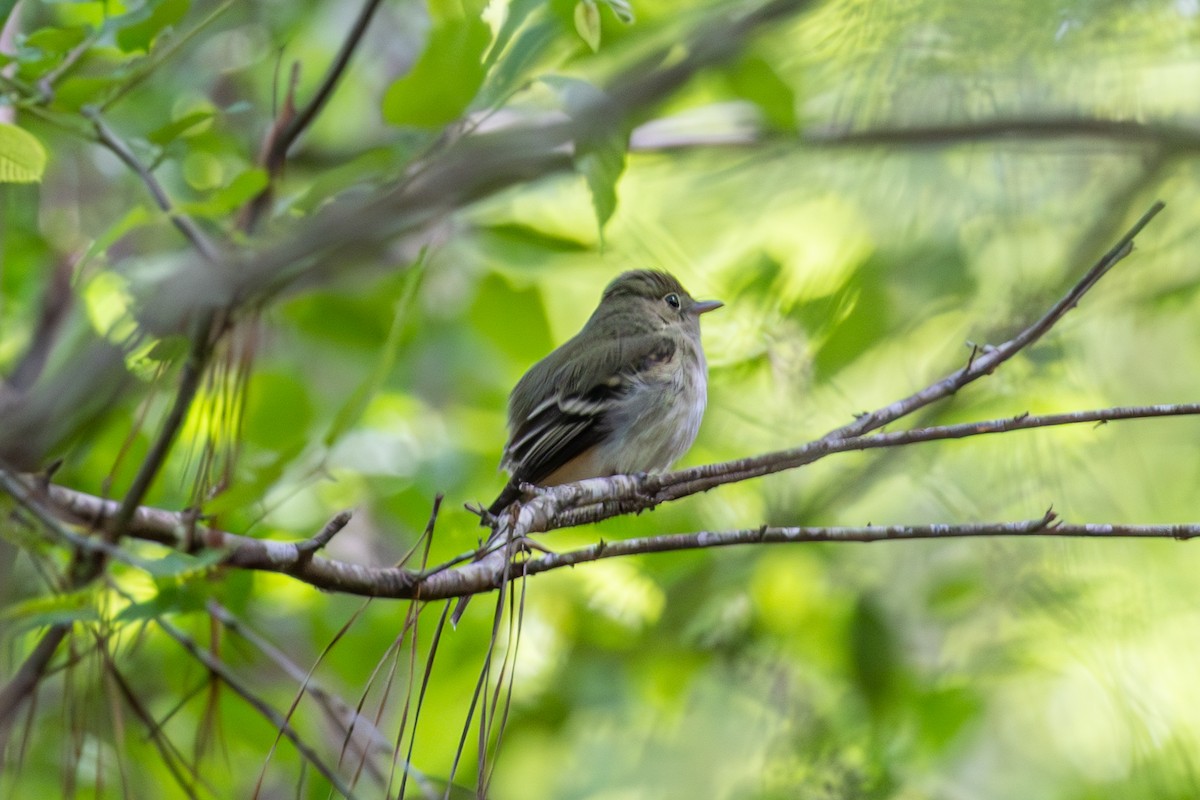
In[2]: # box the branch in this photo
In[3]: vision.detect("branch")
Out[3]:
[86,110,223,264]
[10,400,1198,604]
[275,0,386,168]
[0,625,68,733]
[804,116,1200,154]
[500,513,1200,577]
[525,402,1200,532]
[820,200,1163,441]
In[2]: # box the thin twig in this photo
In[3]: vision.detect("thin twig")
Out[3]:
[99,315,217,555]
[295,510,354,560]
[86,110,222,264]
[276,0,386,166]
[35,31,101,101]
[590,399,1200,522]
[804,116,1200,153]
[240,0,387,232]
[512,515,1200,574]
[821,200,1164,441]
[0,625,68,732]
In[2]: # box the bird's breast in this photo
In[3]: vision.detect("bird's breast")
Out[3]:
[597,342,708,475]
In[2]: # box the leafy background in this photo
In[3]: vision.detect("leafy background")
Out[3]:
[3,0,1200,797]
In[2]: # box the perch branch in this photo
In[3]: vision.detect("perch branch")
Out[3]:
[7,400,1198,605]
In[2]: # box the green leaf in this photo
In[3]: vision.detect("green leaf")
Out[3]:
[541,76,628,236]
[486,0,551,67]
[243,371,314,452]
[576,130,625,237]
[140,547,227,579]
[0,123,48,184]
[144,335,189,363]
[480,5,561,106]
[916,685,983,750]
[78,205,153,268]
[382,14,490,128]
[601,0,634,23]
[146,109,215,146]
[0,589,99,633]
[574,0,601,52]
[726,54,797,131]
[178,168,268,217]
[849,594,902,715]
[116,579,215,622]
[291,147,396,215]
[22,25,90,57]
[53,74,121,111]
[114,0,190,53]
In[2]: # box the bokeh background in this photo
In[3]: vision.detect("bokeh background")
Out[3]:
[4,0,1200,797]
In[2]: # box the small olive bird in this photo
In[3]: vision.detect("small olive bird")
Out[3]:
[454,269,721,625]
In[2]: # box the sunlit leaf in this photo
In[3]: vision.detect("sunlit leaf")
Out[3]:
[241,371,314,452]
[726,54,796,131]
[22,25,90,56]
[541,76,628,236]
[179,168,268,217]
[574,0,601,52]
[0,589,99,633]
[146,109,215,146]
[114,0,191,53]
[0,123,47,184]
[382,13,490,128]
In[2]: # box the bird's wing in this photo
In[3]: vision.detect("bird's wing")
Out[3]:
[502,332,676,488]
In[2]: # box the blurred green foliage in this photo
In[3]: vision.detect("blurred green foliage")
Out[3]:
[3,0,1200,798]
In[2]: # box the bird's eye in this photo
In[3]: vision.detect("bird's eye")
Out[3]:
[664,293,681,309]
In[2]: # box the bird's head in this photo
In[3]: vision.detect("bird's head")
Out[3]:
[597,269,722,333]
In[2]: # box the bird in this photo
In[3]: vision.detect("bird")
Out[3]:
[453,269,722,625]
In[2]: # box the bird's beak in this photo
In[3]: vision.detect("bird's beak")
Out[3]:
[692,299,723,315]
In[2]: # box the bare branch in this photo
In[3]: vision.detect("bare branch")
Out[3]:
[295,511,354,561]
[819,200,1164,441]
[804,116,1200,154]
[275,0,386,167]
[0,625,68,739]
[86,110,223,264]
[9,399,1199,607]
